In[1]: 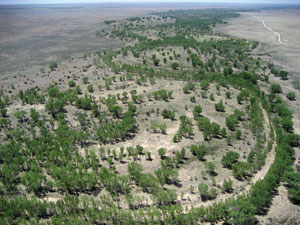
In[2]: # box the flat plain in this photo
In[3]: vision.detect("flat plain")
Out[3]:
[0,4,300,224]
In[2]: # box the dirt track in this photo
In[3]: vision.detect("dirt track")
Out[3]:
[252,14,288,46]
[182,103,276,211]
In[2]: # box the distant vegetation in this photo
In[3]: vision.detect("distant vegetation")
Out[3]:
[0,7,299,225]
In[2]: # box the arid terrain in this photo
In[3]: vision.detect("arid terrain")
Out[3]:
[0,3,225,77]
[217,9,300,223]
[0,4,300,225]
[216,9,300,80]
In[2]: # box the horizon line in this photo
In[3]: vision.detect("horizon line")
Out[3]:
[1,1,300,5]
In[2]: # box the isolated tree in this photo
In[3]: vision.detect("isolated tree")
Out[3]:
[198,183,209,201]
[158,148,166,159]
[279,70,288,80]
[270,83,282,94]
[193,105,202,120]
[68,80,76,87]
[49,61,57,71]
[87,84,94,93]
[222,179,233,193]
[286,92,296,101]
[153,59,160,66]
[215,100,225,112]
[171,62,179,70]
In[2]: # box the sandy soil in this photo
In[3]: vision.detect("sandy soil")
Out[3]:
[216,8,300,221]
[216,9,300,81]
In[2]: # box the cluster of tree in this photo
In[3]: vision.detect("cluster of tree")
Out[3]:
[198,183,217,201]
[283,168,300,205]
[1,7,299,225]
[18,89,45,105]
[149,122,167,134]
[197,116,226,140]
[190,144,207,160]
[270,69,288,80]
[96,110,137,144]
[225,109,245,131]
[214,99,225,112]
[183,82,196,94]
[161,109,176,120]
[221,151,240,169]
[151,89,173,101]
[173,115,193,142]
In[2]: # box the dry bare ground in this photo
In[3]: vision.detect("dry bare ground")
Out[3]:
[182,102,276,211]
[251,14,288,45]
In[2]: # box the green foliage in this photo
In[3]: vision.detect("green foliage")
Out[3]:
[221,179,233,193]
[270,83,282,94]
[15,110,27,122]
[161,109,175,120]
[82,76,89,84]
[284,169,300,205]
[152,89,172,101]
[75,94,92,110]
[87,84,94,93]
[198,183,217,201]
[49,61,57,71]
[226,196,257,225]
[286,92,296,101]
[190,144,207,160]
[158,148,166,159]
[68,80,76,87]
[204,161,216,176]
[193,105,202,120]
[197,116,222,140]
[232,161,251,180]
[215,100,225,112]
[171,62,179,70]
[174,115,193,141]
[183,82,196,94]
[279,70,288,80]
[190,53,204,67]
[150,122,167,134]
[221,151,240,169]
[226,115,238,131]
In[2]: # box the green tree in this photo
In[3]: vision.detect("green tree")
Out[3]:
[171,62,179,70]
[158,148,166,159]
[87,84,94,93]
[49,61,57,71]
[82,76,89,84]
[193,105,202,120]
[222,151,240,169]
[205,161,216,176]
[222,179,233,193]
[215,100,225,112]
[226,115,238,131]
[198,183,209,201]
[286,92,296,101]
[68,80,76,87]
[270,83,282,94]
[232,161,251,180]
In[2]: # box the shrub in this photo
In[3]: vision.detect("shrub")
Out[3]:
[270,84,282,94]
[49,61,57,71]
[68,80,76,87]
[286,92,296,101]
[221,151,240,169]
